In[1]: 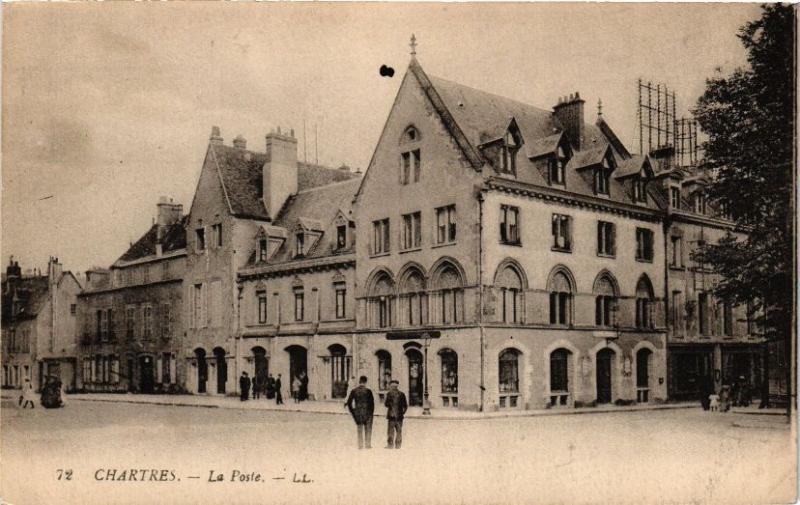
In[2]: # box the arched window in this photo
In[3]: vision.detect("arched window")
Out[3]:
[402,125,420,144]
[496,265,524,324]
[636,276,655,329]
[400,268,427,327]
[594,274,618,327]
[329,344,350,399]
[549,348,572,407]
[376,350,392,391]
[499,348,521,408]
[368,271,395,328]
[433,262,464,324]
[548,269,574,326]
[440,349,458,394]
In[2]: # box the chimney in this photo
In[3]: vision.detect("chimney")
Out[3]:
[553,92,585,150]
[338,164,351,172]
[263,126,298,219]
[47,256,63,285]
[156,196,183,242]
[233,135,247,150]
[210,126,223,146]
[6,257,20,279]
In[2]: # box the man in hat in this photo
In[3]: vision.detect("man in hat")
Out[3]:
[239,372,251,401]
[344,376,374,449]
[384,379,407,449]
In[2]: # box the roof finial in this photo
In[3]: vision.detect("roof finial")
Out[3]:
[597,98,603,118]
[410,34,417,58]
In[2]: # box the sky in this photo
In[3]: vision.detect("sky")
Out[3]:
[2,3,762,278]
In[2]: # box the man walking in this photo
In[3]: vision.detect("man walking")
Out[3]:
[344,376,374,449]
[275,374,284,405]
[384,379,407,449]
[239,372,251,402]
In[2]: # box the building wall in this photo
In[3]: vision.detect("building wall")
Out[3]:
[1,319,36,389]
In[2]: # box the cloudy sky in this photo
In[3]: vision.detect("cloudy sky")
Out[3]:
[2,3,761,277]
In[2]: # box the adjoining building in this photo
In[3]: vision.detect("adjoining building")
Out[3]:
[351,55,668,411]
[76,198,187,393]
[184,127,359,396]
[1,257,82,391]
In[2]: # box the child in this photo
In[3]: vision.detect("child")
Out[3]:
[708,393,720,412]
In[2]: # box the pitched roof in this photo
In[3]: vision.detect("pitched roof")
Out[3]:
[211,143,359,220]
[116,217,188,263]
[565,142,609,171]
[2,275,50,322]
[527,132,564,159]
[249,178,361,266]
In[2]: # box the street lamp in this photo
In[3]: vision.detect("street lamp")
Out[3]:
[422,333,431,416]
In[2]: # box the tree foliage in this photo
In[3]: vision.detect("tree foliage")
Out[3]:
[692,4,794,339]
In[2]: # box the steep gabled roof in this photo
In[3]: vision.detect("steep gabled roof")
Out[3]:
[116,217,188,263]
[210,143,359,220]
[2,275,50,323]
[565,142,610,171]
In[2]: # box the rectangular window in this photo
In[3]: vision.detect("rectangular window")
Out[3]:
[636,228,654,262]
[435,205,456,244]
[336,224,347,250]
[672,291,683,331]
[595,168,610,195]
[694,194,707,214]
[670,235,683,267]
[212,223,223,248]
[597,221,615,256]
[107,309,115,341]
[143,305,153,340]
[400,149,421,185]
[670,187,681,208]
[501,288,520,324]
[193,283,204,328]
[378,297,391,328]
[552,214,572,251]
[295,233,305,257]
[142,265,150,284]
[126,307,135,339]
[96,310,103,341]
[161,303,171,339]
[633,179,647,202]
[549,292,571,325]
[100,310,108,342]
[698,292,709,335]
[196,227,206,252]
[259,238,268,262]
[402,211,422,250]
[257,291,268,324]
[548,157,565,185]
[294,291,304,321]
[70,304,77,315]
[335,285,346,319]
[162,261,170,280]
[372,219,390,254]
[500,205,520,245]
[161,352,171,384]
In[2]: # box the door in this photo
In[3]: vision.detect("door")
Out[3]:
[253,347,268,390]
[329,344,350,399]
[407,349,424,406]
[195,349,208,394]
[127,358,135,392]
[286,346,308,395]
[596,349,614,404]
[139,356,154,394]
[213,348,227,394]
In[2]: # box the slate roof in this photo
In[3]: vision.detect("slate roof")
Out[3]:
[211,143,359,220]
[257,178,362,265]
[565,142,610,171]
[117,217,188,263]
[614,154,649,179]
[2,276,50,323]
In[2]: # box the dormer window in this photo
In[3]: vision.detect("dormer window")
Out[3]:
[295,232,306,258]
[632,178,647,203]
[258,238,268,262]
[336,224,347,250]
[499,130,519,176]
[594,156,613,195]
[548,145,569,186]
[670,187,681,208]
[693,193,707,214]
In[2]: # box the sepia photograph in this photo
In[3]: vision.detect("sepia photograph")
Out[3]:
[1,3,796,504]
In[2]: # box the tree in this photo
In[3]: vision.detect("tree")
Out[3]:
[692,4,794,412]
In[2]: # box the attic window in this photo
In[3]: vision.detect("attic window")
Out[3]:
[594,155,613,196]
[633,178,647,203]
[402,126,420,143]
[295,232,306,258]
[336,224,347,250]
[693,193,707,215]
[258,238,268,262]
[499,131,519,176]
[548,144,569,186]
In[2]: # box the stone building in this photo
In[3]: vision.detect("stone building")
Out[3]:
[184,127,358,395]
[1,257,82,391]
[351,55,668,411]
[76,198,186,393]
[651,166,765,401]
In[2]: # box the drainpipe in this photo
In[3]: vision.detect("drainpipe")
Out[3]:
[477,188,486,412]
[663,215,670,399]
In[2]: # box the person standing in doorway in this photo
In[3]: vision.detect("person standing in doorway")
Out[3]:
[299,371,309,402]
[275,374,284,405]
[239,372,251,402]
[253,374,264,400]
[384,379,407,449]
[292,375,302,403]
[344,376,374,449]
[266,374,275,400]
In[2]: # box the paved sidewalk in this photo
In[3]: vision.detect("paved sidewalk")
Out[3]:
[2,391,697,420]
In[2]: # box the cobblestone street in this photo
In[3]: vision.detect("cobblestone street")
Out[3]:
[1,397,794,505]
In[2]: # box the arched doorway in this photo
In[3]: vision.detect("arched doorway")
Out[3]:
[194,348,207,394]
[596,348,615,404]
[139,355,154,394]
[252,346,268,391]
[636,348,653,403]
[329,344,350,399]
[213,347,227,394]
[406,348,424,406]
[285,345,307,397]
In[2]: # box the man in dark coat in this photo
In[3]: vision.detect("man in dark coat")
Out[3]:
[384,379,407,449]
[344,376,374,449]
[239,372,251,401]
[275,374,284,405]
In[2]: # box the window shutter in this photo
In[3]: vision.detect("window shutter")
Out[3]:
[156,356,163,383]
[169,357,177,384]
[549,293,556,324]
[610,225,616,255]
